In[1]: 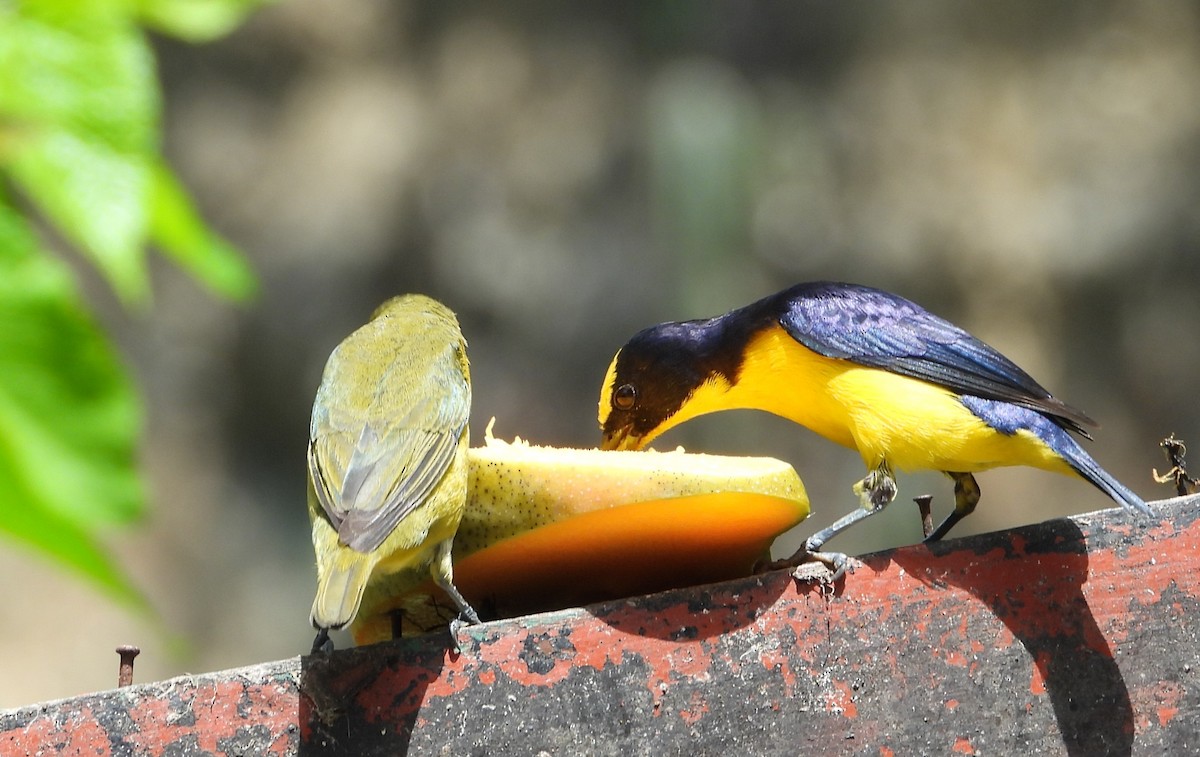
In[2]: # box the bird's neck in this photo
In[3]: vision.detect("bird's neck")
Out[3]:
[707,324,859,449]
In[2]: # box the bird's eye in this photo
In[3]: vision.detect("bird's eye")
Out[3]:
[613,383,637,411]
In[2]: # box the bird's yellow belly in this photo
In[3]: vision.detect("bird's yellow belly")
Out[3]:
[727,327,1073,476]
[372,516,455,573]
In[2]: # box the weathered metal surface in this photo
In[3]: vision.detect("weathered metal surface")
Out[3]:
[0,660,300,756]
[3,493,1198,756]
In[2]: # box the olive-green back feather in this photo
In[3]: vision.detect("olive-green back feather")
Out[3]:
[308,295,471,554]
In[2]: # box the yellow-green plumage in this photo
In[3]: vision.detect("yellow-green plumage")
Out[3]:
[307,294,478,638]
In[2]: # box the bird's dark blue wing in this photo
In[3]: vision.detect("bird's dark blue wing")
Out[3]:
[770,282,1095,435]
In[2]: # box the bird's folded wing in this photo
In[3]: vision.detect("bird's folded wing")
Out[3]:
[777,285,1095,434]
[310,422,464,553]
[309,347,471,554]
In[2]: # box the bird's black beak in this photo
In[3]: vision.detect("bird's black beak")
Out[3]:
[600,423,641,451]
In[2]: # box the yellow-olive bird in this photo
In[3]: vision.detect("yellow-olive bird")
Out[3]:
[307,295,480,652]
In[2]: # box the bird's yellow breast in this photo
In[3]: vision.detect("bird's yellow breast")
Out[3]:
[686,325,1072,476]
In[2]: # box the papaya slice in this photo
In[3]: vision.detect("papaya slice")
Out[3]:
[351,423,809,645]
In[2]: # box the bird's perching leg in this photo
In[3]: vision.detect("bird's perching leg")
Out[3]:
[311,627,333,655]
[432,539,482,646]
[771,461,898,580]
[924,471,980,542]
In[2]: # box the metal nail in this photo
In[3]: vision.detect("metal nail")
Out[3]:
[116,645,140,687]
[913,495,934,539]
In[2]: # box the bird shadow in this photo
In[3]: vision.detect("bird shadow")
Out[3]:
[298,638,449,757]
[888,517,1134,756]
[578,568,799,642]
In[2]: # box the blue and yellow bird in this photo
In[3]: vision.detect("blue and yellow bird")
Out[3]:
[598,281,1153,574]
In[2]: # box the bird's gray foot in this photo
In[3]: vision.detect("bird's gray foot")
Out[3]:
[925,472,980,542]
[311,627,333,655]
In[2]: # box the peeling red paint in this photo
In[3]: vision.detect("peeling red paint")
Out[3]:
[758,644,799,697]
[1030,651,1049,696]
[3,497,1199,755]
[661,639,717,680]
[943,649,968,668]
[825,679,858,718]
[2,670,300,757]
[1129,680,1185,730]
[678,690,710,725]
[1157,704,1180,728]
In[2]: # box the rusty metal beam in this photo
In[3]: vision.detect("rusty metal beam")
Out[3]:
[3,493,1198,756]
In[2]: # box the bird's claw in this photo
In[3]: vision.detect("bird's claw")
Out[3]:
[758,547,856,583]
[854,471,897,509]
[800,550,856,582]
[310,627,334,656]
[447,611,481,653]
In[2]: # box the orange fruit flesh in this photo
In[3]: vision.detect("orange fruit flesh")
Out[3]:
[351,491,807,644]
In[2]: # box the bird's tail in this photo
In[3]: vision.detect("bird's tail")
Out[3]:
[1060,440,1154,518]
[311,557,374,631]
[961,394,1153,518]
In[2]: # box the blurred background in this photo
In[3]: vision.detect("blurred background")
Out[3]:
[4,0,1199,708]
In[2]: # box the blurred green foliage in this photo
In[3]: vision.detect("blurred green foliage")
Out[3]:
[0,0,264,608]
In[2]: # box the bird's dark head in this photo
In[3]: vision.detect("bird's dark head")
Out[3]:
[598,319,736,450]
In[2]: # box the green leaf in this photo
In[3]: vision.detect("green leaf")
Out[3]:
[0,13,158,304]
[16,0,130,23]
[0,202,144,527]
[150,161,257,300]
[9,130,153,303]
[0,201,147,607]
[0,471,148,609]
[0,14,157,154]
[0,0,261,620]
[137,0,272,43]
